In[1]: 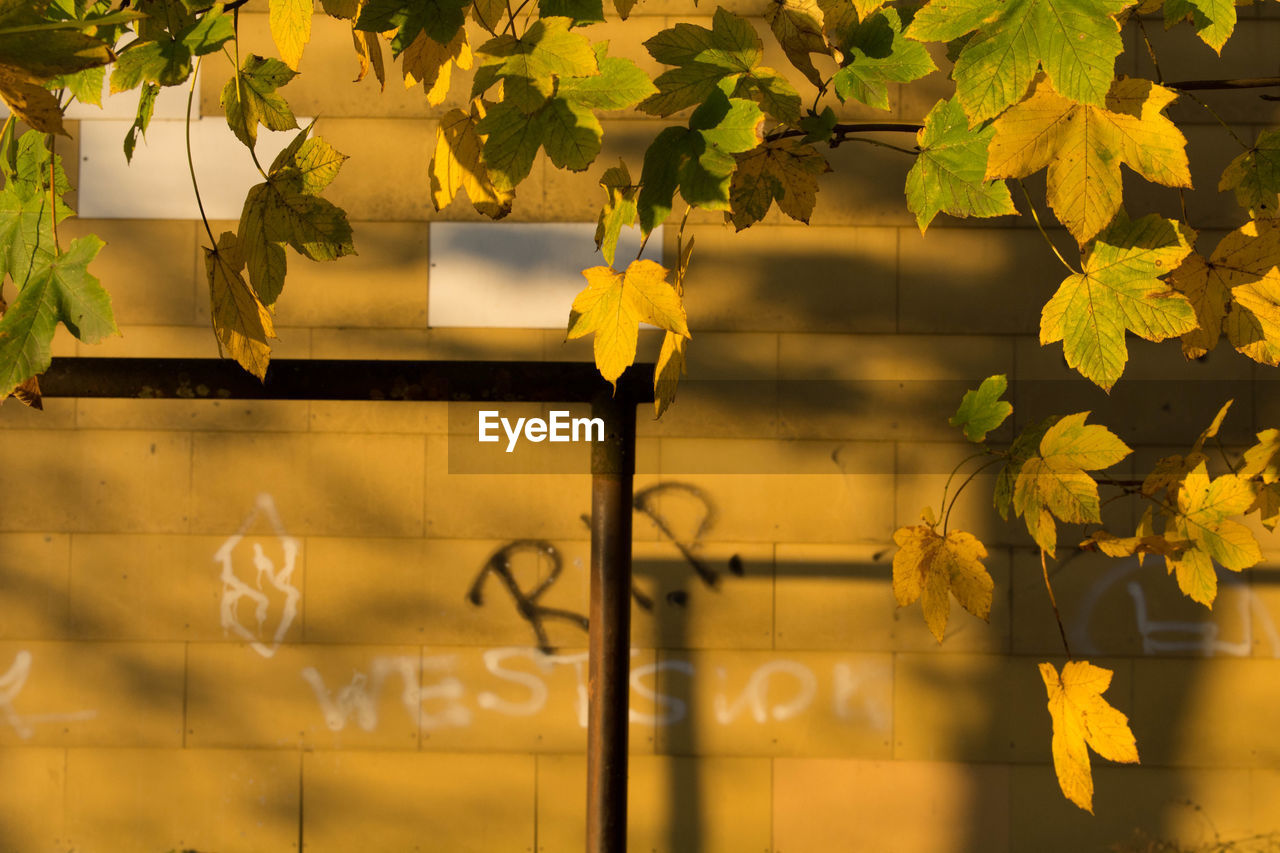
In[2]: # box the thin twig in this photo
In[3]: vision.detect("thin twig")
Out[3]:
[1166,76,1280,91]
[1041,549,1072,659]
[1017,180,1079,274]
[231,12,268,180]
[937,450,993,528]
[835,135,920,156]
[767,121,923,144]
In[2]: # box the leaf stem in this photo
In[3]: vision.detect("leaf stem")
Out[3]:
[1167,76,1280,91]
[186,57,216,247]
[1017,180,1079,274]
[942,455,1004,536]
[471,0,499,36]
[231,13,269,180]
[1041,549,1072,659]
[835,135,920,156]
[937,450,992,526]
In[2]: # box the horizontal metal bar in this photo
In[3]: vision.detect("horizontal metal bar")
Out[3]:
[39,358,655,404]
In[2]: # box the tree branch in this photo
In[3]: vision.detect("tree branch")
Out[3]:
[1166,76,1280,91]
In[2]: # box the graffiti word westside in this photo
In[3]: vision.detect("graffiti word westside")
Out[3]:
[478,410,604,452]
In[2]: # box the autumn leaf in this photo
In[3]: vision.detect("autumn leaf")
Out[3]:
[1040,660,1139,813]
[221,55,299,150]
[906,96,1015,232]
[1219,128,1280,219]
[1140,399,1232,502]
[0,65,67,135]
[238,125,355,305]
[1199,219,1280,366]
[429,102,514,218]
[728,137,829,230]
[401,28,471,106]
[986,77,1191,245]
[907,0,1129,125]
[1169,250,1230,359]
[355,0,472,54]
[1240,428,1280,484]
[1170,461,1260,605]
[994,417,1056,521]
[949,374,1012,442]
[271,0,312,70]
[595,160,638,267]
[204,232,275,381]
[653,231,694,416]
[764,0,830,89]
[1041,212,1196,390]
[654,331,687,418]
[1013,412,1131,555]
[891,523,993,643]
[567,260,690,390]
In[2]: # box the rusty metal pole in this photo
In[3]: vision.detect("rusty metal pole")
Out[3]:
[587,386,636,853]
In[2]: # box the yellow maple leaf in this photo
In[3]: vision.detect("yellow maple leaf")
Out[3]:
[1040,660,1139,813]
[891,524,993,643]
[429,102,514,219]
[1170,251,1231,358]
[402,28,471,106]
[986,77,1190,245]
[567,260,690,390]
[270,0,312,71]
[204,232,276,381]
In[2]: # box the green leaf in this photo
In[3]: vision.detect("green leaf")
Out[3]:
[557,47,657,111]
[355,0,471,53]
[909,0,1130,125]
[477,99,547,191]
[733,68,802,124]
[541,96,603,170]
[221,54,299,149]
[1219,128,1280,219]
[833,7,935,111]
[639,10,765,116]
[639,62,729,116]
[123,81,158,162]
[0,131,72,282]
[949,374,1012,442]
[906,96,1015,232]
[1041,213,1197,391]
[476,16,597,104]
[51,64,104,107]
[994,417,1056,520]
[0,236,116,399]
[1166,0,1235,54]
[637,126,686,234]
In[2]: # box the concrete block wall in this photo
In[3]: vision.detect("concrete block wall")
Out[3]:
[1,1,1279,850]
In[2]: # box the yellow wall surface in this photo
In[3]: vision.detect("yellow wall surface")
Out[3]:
[2,1,1280,851]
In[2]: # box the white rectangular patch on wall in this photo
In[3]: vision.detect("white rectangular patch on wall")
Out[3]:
[77,118,304,220]
[428,222,663,329]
